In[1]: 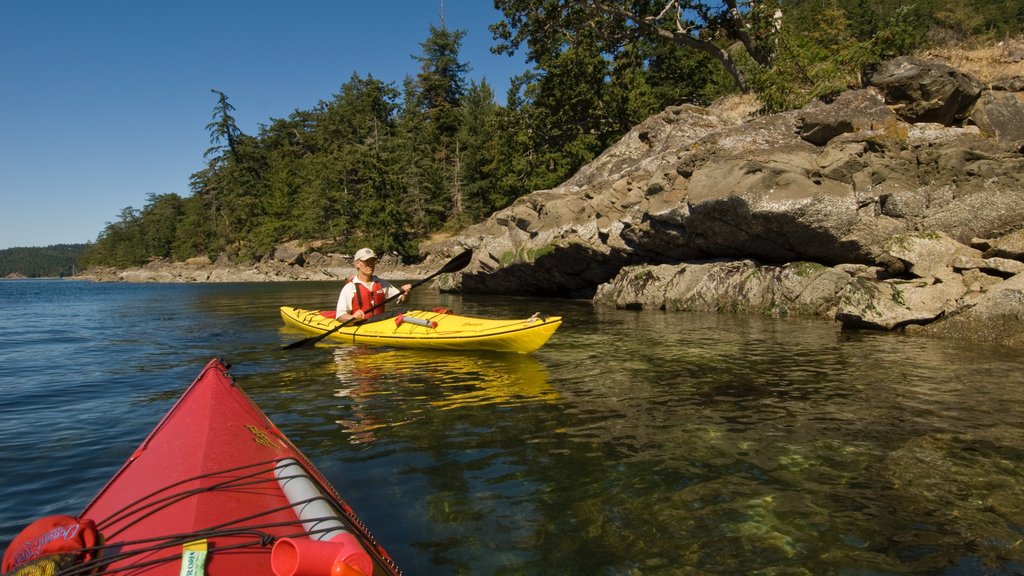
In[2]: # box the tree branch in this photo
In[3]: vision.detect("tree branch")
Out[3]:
[591,0,750,92]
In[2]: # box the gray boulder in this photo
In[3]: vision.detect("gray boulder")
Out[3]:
[966,90,1024,143]
[908,273,1024,346]
[861,56,983,124]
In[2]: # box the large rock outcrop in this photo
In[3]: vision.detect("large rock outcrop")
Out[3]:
[425,52,1024,347]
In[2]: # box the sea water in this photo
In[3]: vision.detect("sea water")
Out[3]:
[1,279,1023,575]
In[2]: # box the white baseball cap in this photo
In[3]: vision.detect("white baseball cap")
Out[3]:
[353,247,377,262]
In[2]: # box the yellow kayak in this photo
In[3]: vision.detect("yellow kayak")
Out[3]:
[280,306,562,354]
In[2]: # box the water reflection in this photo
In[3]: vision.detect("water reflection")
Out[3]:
[331,347,556,443]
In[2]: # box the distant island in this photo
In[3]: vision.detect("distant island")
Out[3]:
[0,244,89,278]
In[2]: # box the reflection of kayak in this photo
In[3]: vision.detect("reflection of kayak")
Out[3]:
[331,348,559,444]
[338,347,559,410]
[3,358,399,576]
[280,306,562,354]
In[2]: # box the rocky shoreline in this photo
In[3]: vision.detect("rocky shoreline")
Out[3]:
[421,50,1024,348]
[78,46,1024,348]
[76,249,433,283]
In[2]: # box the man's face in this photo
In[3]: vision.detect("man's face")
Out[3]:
[356,258,377,274]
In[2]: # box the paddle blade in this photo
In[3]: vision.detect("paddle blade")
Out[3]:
[280,335,321,350]
[436,249,473,276]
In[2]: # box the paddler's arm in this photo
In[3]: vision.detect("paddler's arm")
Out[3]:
[338,309,366,323]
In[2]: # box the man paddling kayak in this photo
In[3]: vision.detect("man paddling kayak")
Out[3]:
[335,247,412,323]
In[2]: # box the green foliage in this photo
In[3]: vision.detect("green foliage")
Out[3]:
[497,243,557,268]
[458,80,506,222]
[81,207,148,268]
[0,244,89,278]
[398,25,474,236]
[891,283,906,306]
[205,89,245,163]
[527,244,556,260]
[786,261,827,278]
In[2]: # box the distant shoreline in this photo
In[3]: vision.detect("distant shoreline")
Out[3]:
[69,259,430,284]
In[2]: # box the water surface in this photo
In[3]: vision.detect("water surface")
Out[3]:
[1,280,1022,575]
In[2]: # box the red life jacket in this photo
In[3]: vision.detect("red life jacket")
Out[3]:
[350,279,387,319]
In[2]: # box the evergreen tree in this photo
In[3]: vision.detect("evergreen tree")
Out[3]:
[191,90,269,259]
[317,74,407,254]
[404,25,472,228]
[86,206,148,267]
[394,76,443,239]
[457,80,503,222]
[140,193,186,259]
[206,89,244,164]
[172,194,220,260]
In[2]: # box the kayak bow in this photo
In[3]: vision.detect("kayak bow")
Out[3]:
[3,358,400,576]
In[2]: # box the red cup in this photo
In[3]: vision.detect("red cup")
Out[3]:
[271,533,372,576]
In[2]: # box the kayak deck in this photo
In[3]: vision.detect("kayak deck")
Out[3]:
[280,307,561,354]
[65,358,400,576]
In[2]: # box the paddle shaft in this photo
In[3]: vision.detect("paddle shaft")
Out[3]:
[281,249,472,350]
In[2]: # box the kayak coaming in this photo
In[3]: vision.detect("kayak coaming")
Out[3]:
[280,306,561,354]
[75,358,400,576]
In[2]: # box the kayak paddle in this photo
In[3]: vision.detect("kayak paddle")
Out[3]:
[281,248,473,350]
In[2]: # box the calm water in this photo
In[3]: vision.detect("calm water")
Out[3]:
[1,279,1023,575]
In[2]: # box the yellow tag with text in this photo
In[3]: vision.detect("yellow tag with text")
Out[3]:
[179,539,208,576]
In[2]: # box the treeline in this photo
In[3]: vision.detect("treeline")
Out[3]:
[81,0,1021,269]
[0,244,88,278]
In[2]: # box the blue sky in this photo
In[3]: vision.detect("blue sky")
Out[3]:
[0,1,528,250]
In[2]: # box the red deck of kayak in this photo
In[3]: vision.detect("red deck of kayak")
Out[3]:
[76,358,398,576]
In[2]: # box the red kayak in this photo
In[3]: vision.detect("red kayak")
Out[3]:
[3,358,401,576]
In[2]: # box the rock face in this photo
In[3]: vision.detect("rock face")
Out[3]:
[425,53,1024,348]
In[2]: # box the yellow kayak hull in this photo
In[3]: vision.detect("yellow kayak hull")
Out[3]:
[280,307,561,354]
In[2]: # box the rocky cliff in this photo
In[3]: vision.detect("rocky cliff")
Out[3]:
[421,48,1024,348]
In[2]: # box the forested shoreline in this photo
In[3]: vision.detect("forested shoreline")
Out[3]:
[41,1,1024,273]
[0,245,87,278]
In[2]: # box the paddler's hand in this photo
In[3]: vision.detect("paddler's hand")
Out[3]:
[397,284,412,304]
[351,310,365,322]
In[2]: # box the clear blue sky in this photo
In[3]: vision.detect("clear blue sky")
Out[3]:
[0,1,527,250]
